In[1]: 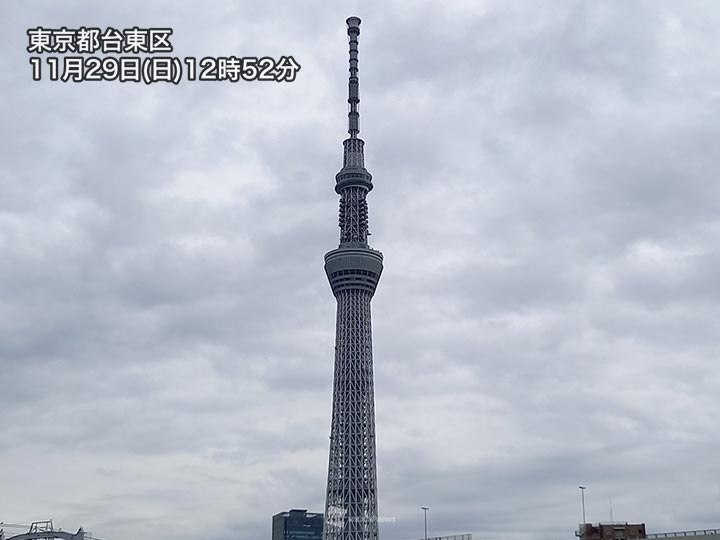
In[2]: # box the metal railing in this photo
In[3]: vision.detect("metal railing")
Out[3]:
[414,535,472,540]
[648,530,720,538]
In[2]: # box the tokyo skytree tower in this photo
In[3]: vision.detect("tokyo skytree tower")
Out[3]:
[322,16,383,540]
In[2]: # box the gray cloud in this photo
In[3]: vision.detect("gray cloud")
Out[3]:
[1,1,719,540]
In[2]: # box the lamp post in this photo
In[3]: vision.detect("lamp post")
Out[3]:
[579,486,587,525]
[421,507,430,540]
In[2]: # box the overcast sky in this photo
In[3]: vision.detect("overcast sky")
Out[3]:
[1,1,720,540]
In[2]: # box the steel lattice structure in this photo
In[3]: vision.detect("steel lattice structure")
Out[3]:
[322,16,383,540]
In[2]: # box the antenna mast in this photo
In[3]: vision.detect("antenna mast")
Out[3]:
[347,16,361,138]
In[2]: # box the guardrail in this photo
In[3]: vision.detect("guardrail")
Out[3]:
[648,530,720,538]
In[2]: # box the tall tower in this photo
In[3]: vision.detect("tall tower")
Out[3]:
[323,16,383,540]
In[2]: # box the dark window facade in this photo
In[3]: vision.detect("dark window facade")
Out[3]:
[272,509,324,540]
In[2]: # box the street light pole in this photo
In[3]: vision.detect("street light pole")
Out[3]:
[579,486,587,525]
[421,507,430,540]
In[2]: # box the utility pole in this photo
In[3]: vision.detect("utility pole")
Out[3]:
[422,507,430,540]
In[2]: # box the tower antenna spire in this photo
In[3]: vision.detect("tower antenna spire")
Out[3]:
[346,16,361,138]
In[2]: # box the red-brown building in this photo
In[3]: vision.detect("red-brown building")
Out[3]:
[578,523,647,540]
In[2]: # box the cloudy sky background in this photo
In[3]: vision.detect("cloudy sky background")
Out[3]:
[1,1,719,539]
